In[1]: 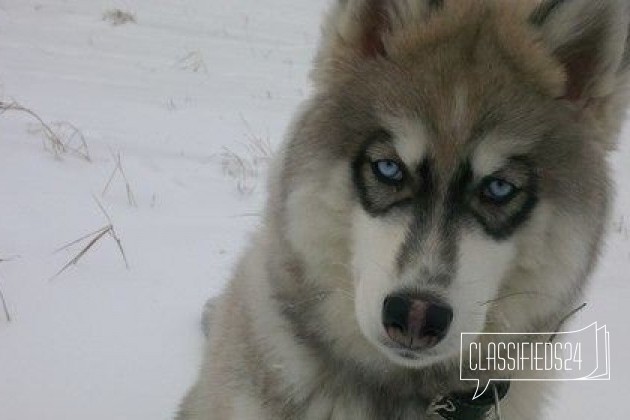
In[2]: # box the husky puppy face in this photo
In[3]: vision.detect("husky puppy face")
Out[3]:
[277,0,629,371]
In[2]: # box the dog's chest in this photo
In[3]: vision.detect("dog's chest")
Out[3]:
[292,390,430,420]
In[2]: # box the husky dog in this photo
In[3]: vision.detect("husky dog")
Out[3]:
[178,0,630,418]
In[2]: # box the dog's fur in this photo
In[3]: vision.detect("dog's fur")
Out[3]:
[177,1,630,418]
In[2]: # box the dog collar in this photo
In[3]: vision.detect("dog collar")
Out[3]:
[427,382,510,420]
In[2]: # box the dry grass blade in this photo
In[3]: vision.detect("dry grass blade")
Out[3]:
[0,99,90,161]
[0,257,17,322]
[0,285,10,323]
[103,9,136,26]
[52,227,111,280]
[221,147,255,194]
[102,151,137,207]
[51,199,130,280]
[1,100,64,158]
[220,115,275,194]
[102,165,118,197]
[108,228,130,269]
[52,121,91,161]
[54,226,111,253]
[94,197,129,269]
[239,114,273,163]
[93,196,113,225]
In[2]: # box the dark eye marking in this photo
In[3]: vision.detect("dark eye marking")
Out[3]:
[529,0,567,26]
[428,0,444,9]
[468,157,539,240]
[352,130,417,215]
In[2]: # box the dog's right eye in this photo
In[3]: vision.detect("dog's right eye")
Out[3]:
[372,159,404,185]
[481,177,518,205]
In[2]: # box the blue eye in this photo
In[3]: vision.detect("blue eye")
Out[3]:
[373,159,404,184]
[483,178,516,203]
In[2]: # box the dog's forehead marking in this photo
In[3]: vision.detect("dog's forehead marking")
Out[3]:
[471,133,534,177]
[385,117,428,169]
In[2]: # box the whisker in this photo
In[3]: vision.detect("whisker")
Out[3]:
[549,303,587,342]
[477,291,562,307]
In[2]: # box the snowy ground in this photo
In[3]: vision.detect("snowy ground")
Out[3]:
[0,1,628,419]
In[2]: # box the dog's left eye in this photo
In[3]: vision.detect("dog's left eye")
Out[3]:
[372,159,404,184]
[482,177,517,203]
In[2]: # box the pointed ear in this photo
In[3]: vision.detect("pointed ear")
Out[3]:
[530,0,630,102]
[317,0,441,61]
[319,0,392,59]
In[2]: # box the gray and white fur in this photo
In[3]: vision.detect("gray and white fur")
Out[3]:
[177,0,630,418]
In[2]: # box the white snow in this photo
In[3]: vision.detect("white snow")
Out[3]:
[0,1,628,419]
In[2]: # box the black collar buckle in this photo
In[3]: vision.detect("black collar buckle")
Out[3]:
[427,382,510,420]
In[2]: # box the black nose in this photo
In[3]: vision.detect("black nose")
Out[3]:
[382,295,453,350]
